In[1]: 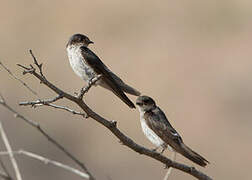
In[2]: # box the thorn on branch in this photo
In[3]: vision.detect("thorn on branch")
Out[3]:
[190,167,196,173]
[83,113,89,119]
[109,120,117,128]
[118,140,124,145]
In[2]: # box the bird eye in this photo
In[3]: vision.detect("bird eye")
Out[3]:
[144,99,149,104]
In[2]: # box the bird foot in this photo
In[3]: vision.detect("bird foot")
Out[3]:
[160,148,166,154]
[151,147,159,152]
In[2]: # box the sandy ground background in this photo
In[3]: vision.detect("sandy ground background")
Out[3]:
[1,0,252,179]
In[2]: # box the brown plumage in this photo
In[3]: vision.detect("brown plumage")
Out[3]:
[80,46,137,108]
[67,34,141,109]
[136,96,209,167]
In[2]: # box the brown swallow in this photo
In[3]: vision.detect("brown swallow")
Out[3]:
[136,95,209,167]
[66,34,140,108]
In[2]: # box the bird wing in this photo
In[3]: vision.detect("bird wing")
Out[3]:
[144,108,183,148]
[144,107,209,167]
[108,71,141,96]
[80,46,135,108]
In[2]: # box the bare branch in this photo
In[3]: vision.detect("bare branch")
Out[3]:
[0,94,6,104]
[163,152,176,180]
[29,50,44,77]
[19,95,88,118]
[17,50,212,180]
[0,61,38,97]
[19,95,63,106]
[0,150,89,179]
[0,96,95,180]
[78,75,102,99]
[0,158,13,180]
[35,103,87,117]
[0,122,22,180]
[0,171,12,180]
[16,64,31,71]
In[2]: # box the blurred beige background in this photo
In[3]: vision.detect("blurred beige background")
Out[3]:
[1,0,252,179]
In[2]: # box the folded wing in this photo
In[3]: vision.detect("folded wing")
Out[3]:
[80,46,135,108]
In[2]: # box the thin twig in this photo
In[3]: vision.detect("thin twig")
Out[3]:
[46,103,87,117]
[35,103,87,117]
[0,95,95,180]
[19,95,63,106]
[19,96,88,118]
[0,61,38,96]
[0,122,22,180]
[164,152,176,180]
[29,50,43,77]
[16,50,212,180]
[0,150,89,179]
[0,157,13,180]
[78,75,102,99]
[0,171,12,180]
[0,94,5,103]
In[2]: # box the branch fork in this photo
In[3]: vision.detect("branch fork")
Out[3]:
[14,50,212,180]
[78,75,102,99]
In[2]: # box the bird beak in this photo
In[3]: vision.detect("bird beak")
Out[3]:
[66,41,70,47]
[89,41,94,44]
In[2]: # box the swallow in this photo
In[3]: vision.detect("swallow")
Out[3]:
[66,34,140,108]
[136,95,209,167]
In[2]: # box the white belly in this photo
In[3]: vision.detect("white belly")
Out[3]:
[140,112,164,147]
[67,46,96,82]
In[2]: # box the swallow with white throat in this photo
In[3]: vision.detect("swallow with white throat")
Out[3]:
[136,95,209,167]
[66,34,140,108]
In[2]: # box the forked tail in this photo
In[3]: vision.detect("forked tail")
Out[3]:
[179,143,209,167]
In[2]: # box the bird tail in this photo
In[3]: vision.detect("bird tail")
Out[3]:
[178,143,209,167]
[98,80,136,108]
[108,71,141,96]
[119,84,141,96]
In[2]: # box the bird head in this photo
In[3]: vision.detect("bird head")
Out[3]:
[67,34,94,47]
[136,96,156,112]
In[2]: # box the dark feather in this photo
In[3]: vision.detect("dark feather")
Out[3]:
[144,107,209,167]
[80,46,135,108]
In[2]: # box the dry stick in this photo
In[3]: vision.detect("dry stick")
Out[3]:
[17,50,212,180]
[0,61,38,97]
[163,152,176,180]
[32,103,87,117]
[0,122,22,180]
[0,157,13,180]
[19,96,87,118]
[0,150,89,179]
[0,61,94,179]
[78,75,102,99]
[0,61,84,116]
[0,171,12,180]
[19,95,63,105]
[0,95,95,180]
